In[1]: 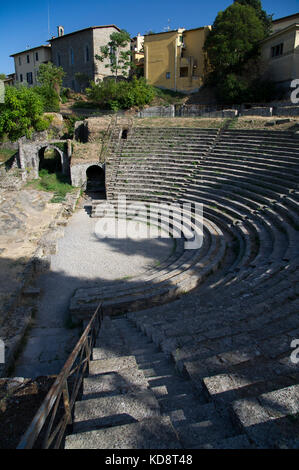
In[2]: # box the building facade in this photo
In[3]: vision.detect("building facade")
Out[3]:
[144,26,211,93]
[50,25,127,91]
[260,13,299,89]
[10,45,52,86]
[131,33,144,75]
[4,73,16,86]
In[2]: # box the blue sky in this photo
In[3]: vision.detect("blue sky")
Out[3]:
[1,0,298,74]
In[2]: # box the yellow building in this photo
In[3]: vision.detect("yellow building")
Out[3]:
[144,26,211,93]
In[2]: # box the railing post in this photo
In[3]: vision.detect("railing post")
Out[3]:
[62,380,72,425]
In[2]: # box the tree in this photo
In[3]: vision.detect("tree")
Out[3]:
[95,29,132,80]
[204,2,275,104]
[204,2,266,79]
[36,63,65,112]
[0,86,50,142]
[234,0,273,35]
[0,74,6,81]
[37,63,65,96]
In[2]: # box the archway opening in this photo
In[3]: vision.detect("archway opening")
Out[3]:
[121,129,128,140]
[39,147,62,174]
[86,165,105,197]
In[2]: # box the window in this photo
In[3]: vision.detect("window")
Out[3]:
[57,52,61,66]
[20,74,23,82]
[166,72,171,79]
[70,48,74,65]
[180,67,189,77]
[85,45,90,62]
[27,55,30,63]
[35,52,39,61]
[271,43,283,58]
[26,72,33,84]
[18,57,21,66]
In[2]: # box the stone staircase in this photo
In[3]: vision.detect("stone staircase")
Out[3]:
[65,315,252,449]
[67,126,299,448]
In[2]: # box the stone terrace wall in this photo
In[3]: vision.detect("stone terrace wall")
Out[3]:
[137,104,299,119]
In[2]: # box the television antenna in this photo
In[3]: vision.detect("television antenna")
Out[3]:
[163,19,171,32]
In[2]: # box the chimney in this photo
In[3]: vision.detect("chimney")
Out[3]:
[57,25,64,37]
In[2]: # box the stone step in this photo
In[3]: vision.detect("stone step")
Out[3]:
[89,356,138,375]
[73,390,161,433]
[82,367,149,399]
[172,412,236,448]
[199,433,253,449]
[65,416,182,449]
[231,384,299,448]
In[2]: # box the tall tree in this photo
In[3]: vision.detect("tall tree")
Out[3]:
[204,2,266,79]
[95,29,132,80]
[234,0,273,35]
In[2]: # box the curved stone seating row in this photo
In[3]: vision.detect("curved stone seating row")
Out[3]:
[105,128,298,308]
[113,128,299,448]
[106,127,219,200]
[69,126,299,448]
[70,201,227,320]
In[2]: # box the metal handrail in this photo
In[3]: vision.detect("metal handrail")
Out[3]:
[17,303,103,449]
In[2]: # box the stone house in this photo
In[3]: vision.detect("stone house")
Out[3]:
[10,45,52,86]
[260,13,299,90]
[49,25,128,91]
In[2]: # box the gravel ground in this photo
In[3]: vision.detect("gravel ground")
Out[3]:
[13,202,174,378]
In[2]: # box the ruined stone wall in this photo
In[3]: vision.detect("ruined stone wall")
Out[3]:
[70,162,105,188]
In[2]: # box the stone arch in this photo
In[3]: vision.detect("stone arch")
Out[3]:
[38,145,63,173]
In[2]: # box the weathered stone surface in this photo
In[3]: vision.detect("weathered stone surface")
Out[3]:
[65,416,181,449]
[73,390,160,432]
[89,356,138,375]
[241,107,273,117]
[83,367,148,398]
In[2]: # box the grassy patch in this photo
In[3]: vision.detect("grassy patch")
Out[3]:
[27,169,74,203]
[134,117,224,128]
[153,88,186,105]
[0,148,16,163]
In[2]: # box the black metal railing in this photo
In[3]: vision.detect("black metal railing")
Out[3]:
[17,303,103,449]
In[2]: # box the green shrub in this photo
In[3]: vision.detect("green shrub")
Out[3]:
[86,77,156,110]
[216,73,277,104]
[34,85,60,112]
[0,86,50,142]
[216,74,250,104]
